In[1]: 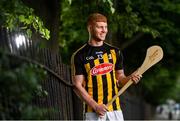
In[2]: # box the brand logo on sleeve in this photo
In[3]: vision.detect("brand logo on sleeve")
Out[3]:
[90,63,113,76]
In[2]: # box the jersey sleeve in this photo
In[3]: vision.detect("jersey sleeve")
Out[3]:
[115,50,124,70]
[72,53,86,75]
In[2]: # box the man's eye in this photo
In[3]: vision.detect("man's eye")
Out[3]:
[97,26,103,28]
[96,26,107,29]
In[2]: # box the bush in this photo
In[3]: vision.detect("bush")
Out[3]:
[0,51,49,119]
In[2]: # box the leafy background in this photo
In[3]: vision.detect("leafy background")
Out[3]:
[0,0,180,108]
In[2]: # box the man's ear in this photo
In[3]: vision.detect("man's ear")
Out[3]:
[87,25,92,33]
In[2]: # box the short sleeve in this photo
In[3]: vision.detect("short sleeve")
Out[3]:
[71,53,86,75]
[115,50,124,70]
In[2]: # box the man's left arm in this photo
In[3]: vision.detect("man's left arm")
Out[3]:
[115,69,142,87]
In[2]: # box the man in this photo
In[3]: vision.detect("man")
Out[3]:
[71,13,142,121]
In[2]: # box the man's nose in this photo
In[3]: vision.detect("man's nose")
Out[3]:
[102,27,107,32]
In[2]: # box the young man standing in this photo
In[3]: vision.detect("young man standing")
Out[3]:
[71,13,142,121]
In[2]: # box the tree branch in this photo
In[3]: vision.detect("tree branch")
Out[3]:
[120,32,144,50]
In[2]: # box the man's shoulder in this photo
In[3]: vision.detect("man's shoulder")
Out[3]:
[72,43,88,56]
[104,42,120,51]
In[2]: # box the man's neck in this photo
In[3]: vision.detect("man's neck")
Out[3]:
[88,39,104,47]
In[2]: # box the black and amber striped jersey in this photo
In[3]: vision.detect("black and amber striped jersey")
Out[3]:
[71,42,124,112]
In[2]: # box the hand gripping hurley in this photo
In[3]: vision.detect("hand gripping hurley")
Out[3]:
[106,45,164,107]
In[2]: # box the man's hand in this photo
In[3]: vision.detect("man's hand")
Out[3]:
[94,104,108,117]
[130,71,142,84]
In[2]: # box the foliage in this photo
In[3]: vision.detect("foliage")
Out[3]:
[0,51,49,119]
[0,0,180,106]
[121,0,180,105]
[141,66,179,105]
[0,0,50,40]
[111,0,160,38]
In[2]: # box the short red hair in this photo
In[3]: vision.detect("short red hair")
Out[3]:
[87,13,107,26]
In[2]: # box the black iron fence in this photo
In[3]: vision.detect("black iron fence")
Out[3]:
[0,27,155,120]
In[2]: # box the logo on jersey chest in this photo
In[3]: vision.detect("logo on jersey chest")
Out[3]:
[86,54,112,60]
[90,63,113,76]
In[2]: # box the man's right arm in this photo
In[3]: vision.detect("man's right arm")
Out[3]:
[72,75,108,116]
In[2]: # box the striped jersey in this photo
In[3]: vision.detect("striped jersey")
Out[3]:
[71,42,123,112]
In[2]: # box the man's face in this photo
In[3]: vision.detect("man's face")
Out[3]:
[89,22,108,41]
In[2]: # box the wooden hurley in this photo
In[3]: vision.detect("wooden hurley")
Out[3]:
[106,45,164,107]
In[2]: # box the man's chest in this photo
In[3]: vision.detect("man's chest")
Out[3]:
[83,49,117,76]
[84,49,115,63]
